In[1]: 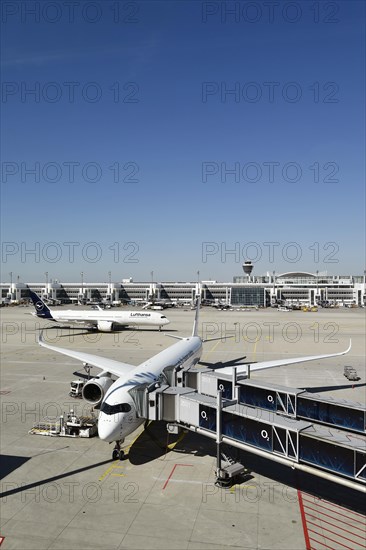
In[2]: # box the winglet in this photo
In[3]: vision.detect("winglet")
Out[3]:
[346,338,352,354]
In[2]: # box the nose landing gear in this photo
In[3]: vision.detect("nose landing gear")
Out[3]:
[112,440,126,461]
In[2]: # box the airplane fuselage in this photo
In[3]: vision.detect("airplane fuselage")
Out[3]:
[32,308,170,329]
[98,336,203,442]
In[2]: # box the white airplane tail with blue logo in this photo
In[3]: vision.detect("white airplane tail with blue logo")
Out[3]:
[28,290,54,320]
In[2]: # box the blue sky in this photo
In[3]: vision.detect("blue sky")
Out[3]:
[1,0,365,283]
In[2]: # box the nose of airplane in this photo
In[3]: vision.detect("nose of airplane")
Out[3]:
[98,413,121,442]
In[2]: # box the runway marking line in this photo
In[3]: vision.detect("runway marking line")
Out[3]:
[162,463,193,490]
[298,490,366,550]
[99,461,124,481]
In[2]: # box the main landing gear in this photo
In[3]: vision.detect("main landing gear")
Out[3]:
[112,440,125,461]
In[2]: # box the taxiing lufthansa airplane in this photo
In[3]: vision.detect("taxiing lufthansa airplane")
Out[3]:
[29,290,170,332]
[38,298,351,460]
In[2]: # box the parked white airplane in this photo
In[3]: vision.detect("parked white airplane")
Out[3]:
[37,297,351,460]
[29,290,170,332]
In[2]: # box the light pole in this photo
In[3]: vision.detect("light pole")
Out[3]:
[81,272,84,302]
[150,271,154,302]
[316,270,319,304]
[272,270,276,304]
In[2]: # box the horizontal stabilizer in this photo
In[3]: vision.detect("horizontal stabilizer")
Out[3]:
[203,336,234,343]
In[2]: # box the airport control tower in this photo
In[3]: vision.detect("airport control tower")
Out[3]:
[242,260,253,282]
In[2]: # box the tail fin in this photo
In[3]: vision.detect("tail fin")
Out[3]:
[28,290,54,319]
[192,296,201,337]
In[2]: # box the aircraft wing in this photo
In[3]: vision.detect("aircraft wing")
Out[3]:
[38,332,135,377]
[216,340,351,376]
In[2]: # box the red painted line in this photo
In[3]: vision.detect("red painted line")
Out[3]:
[306,520,366,547]
[306,529,356,550]
[305,510,365,535]
[319,499,366,519]
[302,496,366,522]
[298,490,312,550]
[305,514,366,542]
[302,503,366,534]
[307,533,336,549]
[303,498,366,521]
[162,463,193,491]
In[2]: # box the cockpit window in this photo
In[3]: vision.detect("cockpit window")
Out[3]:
[161,316,167,318]
[100,402,132,415]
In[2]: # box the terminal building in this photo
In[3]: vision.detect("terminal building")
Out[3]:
[1,265,365,307]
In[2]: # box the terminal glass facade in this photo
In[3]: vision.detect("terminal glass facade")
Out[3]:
[231,287,265,306]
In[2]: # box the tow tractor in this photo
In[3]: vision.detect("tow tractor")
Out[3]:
[69,379,85,398]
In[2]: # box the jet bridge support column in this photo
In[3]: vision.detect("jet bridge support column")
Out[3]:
[216,390,223,482]
[231,367,238,401]
[216,390,222,468]
[215,388,247,487]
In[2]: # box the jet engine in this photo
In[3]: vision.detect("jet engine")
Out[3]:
[97,321,115,332]
[82,376,114,406]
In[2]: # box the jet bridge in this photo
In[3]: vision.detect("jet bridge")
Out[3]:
[130,366,366,492]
